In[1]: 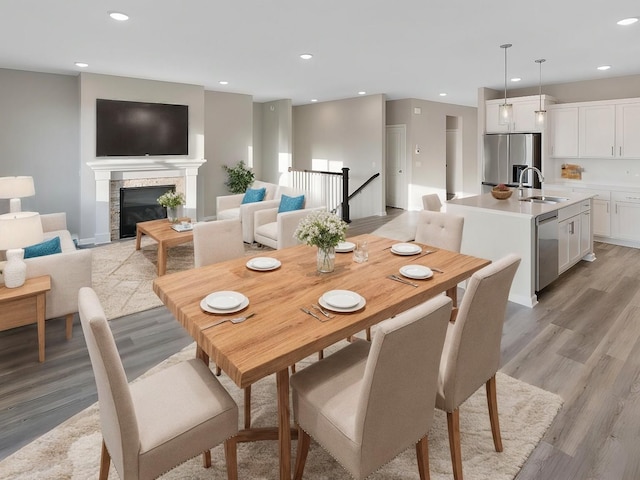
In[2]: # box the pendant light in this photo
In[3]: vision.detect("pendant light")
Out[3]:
[534,58,546,127]
[498,44,513,125]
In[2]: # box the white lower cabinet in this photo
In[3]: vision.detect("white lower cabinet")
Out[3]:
[580,203,592,257]
[612,192,640,242]
[558,203,584,274]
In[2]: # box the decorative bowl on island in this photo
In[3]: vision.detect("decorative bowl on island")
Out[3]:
[491,184,512,200]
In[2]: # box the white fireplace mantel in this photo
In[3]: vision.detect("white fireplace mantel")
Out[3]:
[88,158,206,244]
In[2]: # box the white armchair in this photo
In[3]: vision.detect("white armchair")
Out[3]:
[23,213,92,338]
[254,206,326,250]
[216,181,305,244]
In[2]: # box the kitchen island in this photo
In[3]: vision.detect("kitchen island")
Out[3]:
[446,188,595,307]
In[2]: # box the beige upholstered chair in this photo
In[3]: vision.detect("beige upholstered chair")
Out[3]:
[414,210,464,252]
[193,219,245,268]
[422,193,443,211]
[291,295,453,480]
[78,287,239,480]
[435,254,521,480]
[254,205,325,250]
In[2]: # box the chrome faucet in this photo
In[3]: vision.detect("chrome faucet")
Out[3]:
[518,166,544,197]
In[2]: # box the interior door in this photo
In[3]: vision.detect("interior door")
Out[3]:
[386,125,407,209]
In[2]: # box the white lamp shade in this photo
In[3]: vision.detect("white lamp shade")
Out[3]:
[0,212,44,250]
[0,176,35,199]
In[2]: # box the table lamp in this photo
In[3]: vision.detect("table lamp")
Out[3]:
[0,211,43,288]
[0,176,36,213]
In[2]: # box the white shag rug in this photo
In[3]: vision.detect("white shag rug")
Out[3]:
[0,342,562,480]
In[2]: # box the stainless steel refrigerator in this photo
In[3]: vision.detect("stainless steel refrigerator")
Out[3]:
[482,133,542,194]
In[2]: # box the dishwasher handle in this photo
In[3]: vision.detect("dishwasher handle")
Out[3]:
[536,211,558,225]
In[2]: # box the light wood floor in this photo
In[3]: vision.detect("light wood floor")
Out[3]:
[1,209,640,479]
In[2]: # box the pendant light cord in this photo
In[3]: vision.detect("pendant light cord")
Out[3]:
[535,59,546,111]
[500,44,512,105]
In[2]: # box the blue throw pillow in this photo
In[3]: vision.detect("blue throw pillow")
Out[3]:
[24,236,62,259]
[278,194,305,213]
[241,187,266,204]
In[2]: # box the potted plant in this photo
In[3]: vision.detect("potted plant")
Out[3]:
[157,191,185,223]
[295,210,348,273]
[222,161,255,194]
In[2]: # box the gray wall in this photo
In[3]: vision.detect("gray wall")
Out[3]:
[293,95,386,218]
[0,69,80,233]
[259,99,293,185]
[204,90,253,219]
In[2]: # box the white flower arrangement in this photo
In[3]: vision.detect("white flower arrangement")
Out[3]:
[157,191,185,208]
[294,210,348,249]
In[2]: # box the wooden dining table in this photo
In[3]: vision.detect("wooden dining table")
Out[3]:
[152,233,490,479]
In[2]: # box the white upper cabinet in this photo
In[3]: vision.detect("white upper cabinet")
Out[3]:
[579,105,615,158]
[550,107,579,157]
[485,95,555,133]
[550,98,640,159]
[616,103,640,158]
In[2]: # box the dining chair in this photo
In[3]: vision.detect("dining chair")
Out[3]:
[435,253,521,480]
[414,210,464,252]
[78,287,239,480]
[422,193,443,211]
[290,295,453,480]
[193,219,245,268]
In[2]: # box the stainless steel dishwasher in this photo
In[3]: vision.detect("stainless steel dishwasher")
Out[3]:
[536,211,559,291]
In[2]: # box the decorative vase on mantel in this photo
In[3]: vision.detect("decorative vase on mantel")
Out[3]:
[4,248,27,288]
[166,206,180,224]
[317,246,336,273]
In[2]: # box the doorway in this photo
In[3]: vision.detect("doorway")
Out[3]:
[385,124,407,209]
[445,116,462,200]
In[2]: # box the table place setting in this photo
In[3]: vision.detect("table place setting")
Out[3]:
[246,256,282,271]
[390,242,422,255]
[200,290,249,314]
[335,241,356,253]
[318,289,366,312]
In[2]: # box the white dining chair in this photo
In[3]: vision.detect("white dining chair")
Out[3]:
[436,253,521,480]
[422,193,443,211]
[414,210,464,252]
[78,287,239,480]
[193,219,245,268]
[290,295,452,480]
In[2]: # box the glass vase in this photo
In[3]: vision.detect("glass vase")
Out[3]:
[166,206,180,224]
[317,246,336,273]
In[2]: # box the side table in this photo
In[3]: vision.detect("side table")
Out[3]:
[0,275,52,362]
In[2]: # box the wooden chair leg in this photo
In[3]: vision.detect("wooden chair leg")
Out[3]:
[65,313,74,340]
[224,438,238,480]
[486,375,503,452]
[216,365,222,376]
[293,425,311,480]
[244,386,252,429]
[202,450,212,468]
[291,363,296,374]
[366,327,372,341]
[416,435,431,480]
[446,409,463,480]
[317,350,324,360]
[99,440,111,480]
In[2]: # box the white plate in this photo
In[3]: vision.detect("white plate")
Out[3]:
[391,243,422,255]
[205,291,246,310]
[246,257,282,271]
[335,241,356,253]
[319,294,366,313]
[400,265,433,280]
[201,294,249,314]
[322,290,362,309]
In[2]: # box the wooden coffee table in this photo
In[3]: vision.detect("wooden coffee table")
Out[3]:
[135,218,193,276]
[0,275,51,362]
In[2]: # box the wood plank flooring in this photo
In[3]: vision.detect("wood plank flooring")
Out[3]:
[2,209,640,480]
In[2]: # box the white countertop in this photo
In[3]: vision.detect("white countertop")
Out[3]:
[446,188,594,218]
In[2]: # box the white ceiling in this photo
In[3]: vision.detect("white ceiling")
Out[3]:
[1,0,639,107]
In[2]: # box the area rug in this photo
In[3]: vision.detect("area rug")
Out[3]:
[0,341,563,480]
[90,236,269,321]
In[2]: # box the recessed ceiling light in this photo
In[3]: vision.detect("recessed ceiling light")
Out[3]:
[300,53,313,60]
[358,91,366,95]
[109,11,129,21]
[219,81,229,85]
[311,99,318,102]
[439,93,447,97]
[511,77,522,82]
[597,65,611,71]
[617,17,638,26]
[74,62,88,68]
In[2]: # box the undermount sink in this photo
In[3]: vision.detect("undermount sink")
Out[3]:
[519,195,569,204]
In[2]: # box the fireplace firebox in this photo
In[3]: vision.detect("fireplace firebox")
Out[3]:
[119,185,174,238]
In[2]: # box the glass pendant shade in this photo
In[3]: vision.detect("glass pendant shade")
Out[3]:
[534,58,546,127]
[498,44,513,125]
[534,109,546,127]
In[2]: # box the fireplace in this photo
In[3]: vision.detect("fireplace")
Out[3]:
[119,185,175,238]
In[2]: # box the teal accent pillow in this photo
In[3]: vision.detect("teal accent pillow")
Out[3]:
[278,194,305,213]
[241,187,266,204]
[24,236,62,259]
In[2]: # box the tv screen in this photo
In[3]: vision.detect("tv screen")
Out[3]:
[96,99,189,157]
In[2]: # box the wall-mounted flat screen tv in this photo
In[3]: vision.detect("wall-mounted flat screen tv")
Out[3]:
[96,99,189,157]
